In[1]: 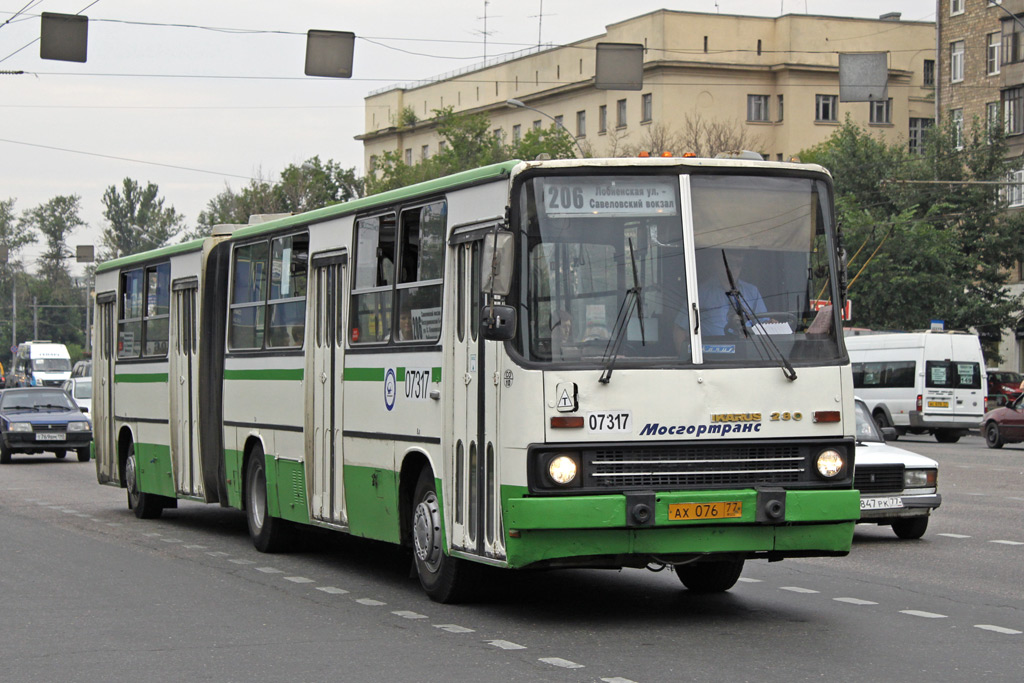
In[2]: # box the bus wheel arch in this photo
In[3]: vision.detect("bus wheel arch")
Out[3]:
[398,450,431,550]
[117,426,136,488]
[242,436,292,553]
[120,428,166,519]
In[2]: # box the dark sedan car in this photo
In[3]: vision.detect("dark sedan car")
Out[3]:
[981,392,1024,448]
[0,387,92,463]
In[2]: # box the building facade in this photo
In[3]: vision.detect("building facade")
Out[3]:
[938,0,1024,370]
[358,10,936,168]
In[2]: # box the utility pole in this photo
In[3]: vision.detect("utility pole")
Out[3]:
[33,295,38,340]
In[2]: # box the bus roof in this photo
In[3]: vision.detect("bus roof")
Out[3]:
[96,238,206,274]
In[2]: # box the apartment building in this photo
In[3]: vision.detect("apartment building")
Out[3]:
[358,9,935,168]
[938,0,1024,369]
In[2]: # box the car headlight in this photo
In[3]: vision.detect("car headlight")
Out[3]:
[904,468,937,488]
[8,423,32,433]
[815,449,846,478]
[67,421,90,432]
[547,454,579,485]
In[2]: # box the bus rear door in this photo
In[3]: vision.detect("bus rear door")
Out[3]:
[94,293,118,485]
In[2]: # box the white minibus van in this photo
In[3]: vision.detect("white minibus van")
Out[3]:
[7,341,73,388]
[846,331,987,443]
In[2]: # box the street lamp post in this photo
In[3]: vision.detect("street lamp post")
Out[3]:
[505,98,586,158]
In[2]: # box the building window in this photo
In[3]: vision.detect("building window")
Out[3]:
[1005,168,1024,208]
[1003,19,1023,65]
[492,128,502,139]
[989,32,1002,75]
[438,140,447,152]
[869,98,892,125]
[616,99,627,128]
[532,119,542,130]
[950,0,964,15]
[512,124,521,143]
[951,40,965,83]
[988,102,1001,133]
[923,59,935,86]
[598,105,607,133]
[576,110,586,137]
[1004,87,1024,135]
[815,94,838,122]
[421,144,429,160]
[908,117,933,154]
[777,94,784,122]
[553,116,563,131]
[747,94,770,122]
[404,148,412,165]
[952,108,964,149]
[641,93,652,122]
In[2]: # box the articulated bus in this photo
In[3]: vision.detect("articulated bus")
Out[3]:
[93,157,859,602]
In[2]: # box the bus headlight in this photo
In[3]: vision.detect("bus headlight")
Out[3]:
[815,449,845,478]
[547,454,579,485]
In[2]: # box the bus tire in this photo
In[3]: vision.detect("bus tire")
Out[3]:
[245,449,292,553]
[125,443,164,519]
[411,469,477,603]
[934,430,960,444]
[985,422,1004,449]
[676,558,745,593]
[892,517,928,540]
[77,447,91,462]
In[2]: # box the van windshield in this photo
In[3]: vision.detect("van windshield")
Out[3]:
[32,358,72,372]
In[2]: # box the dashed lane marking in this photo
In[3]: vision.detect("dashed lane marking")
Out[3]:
[737,577,762,583]
[356,598,386,606]
[989,540,1024,546]
[937,533,971,538]
[541,657,584,669]
[487,639,526,650]
[900,610,947,619]
[601,678,639,683]
[834,597,878,606]
[284,576,314,584]
[393,610,427,619]
[183,544,206,549]
[255,567,283,574]
[434,624,474,633]
[228,558,255,564]
[780,586,819,594]
[206,551,229,557]
[317,586,349,595]
[974,624,1023,635]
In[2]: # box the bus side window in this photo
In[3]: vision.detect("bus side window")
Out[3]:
[396,201,446,343]
[350,214,396,344]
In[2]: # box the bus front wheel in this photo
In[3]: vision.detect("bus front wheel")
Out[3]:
[125,444,164,519]
[411,469,477,603]
[676,558,745,593]
[244,448,292,553]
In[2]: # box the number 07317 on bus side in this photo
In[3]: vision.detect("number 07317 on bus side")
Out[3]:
[91,156,859,602]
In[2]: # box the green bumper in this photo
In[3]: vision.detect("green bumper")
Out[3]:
[502,487,859,569]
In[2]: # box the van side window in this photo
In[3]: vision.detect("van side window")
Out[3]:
[852,361,915,388]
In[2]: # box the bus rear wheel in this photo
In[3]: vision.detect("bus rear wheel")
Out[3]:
[411,469,477,603]
[245,448,292,553]
[676,558,745,593]
[125,443,164,519]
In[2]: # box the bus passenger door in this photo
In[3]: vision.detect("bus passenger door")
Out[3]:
[307,255,347,526]
[170,282,202,498]
[94,295,118,485]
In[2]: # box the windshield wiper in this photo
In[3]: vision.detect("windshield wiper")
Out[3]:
[599,238,645,384]
[721,251,797,382]
[33,403,71,411]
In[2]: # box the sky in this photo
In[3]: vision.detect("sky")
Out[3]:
[1,0,935,273]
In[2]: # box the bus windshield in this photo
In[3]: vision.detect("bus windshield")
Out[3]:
[514,172,843,368]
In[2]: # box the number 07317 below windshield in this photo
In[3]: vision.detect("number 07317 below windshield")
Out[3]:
[513,171,844,369]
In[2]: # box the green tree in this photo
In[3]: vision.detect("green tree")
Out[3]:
[100,178,184,259]
[800,116,1024,337]
[0,198,37,353]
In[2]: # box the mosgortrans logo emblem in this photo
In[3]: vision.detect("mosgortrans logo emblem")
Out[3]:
[639,413,763,438]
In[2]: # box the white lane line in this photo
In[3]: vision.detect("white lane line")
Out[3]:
[228,558,255,565]
[183,544,207,549]
[393,610,427,619]
[834,597,878,606]
[160,538,183,543]
[356,598,385,606]
[206,551,229,557]
[974,624,1023,635]
[284,576,314,584]
[937,533,971,539]
[317,586,349,595]
[602,678,639,683]
[61,509,79,514]
[780,586,819,594]
[737,577,763,583]
[142,532,162,537]
[989,540,1024,546]
[540,657,584,669]
[900,610,947,619]
[434,624,474,633]
[487,639,526,650]
[105,522,122,527]
[256,567,283,574]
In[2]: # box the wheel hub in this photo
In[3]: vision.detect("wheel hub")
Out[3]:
[412,491,442,571]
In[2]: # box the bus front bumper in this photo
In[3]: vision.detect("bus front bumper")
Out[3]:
[501,488,859,569]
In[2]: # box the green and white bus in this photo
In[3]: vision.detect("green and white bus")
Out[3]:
[92,157,859,602]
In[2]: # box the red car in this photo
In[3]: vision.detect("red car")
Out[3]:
[987,371,1023,405]
[981,393,1024,448]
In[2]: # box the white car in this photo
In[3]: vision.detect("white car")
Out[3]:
[61,377,92,414]
[854,398,941,539]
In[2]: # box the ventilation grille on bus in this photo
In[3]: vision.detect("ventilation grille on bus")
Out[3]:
[586,445,805,489]
[853,465,905,494]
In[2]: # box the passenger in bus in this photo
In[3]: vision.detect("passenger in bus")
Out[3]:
[398,305,415,341]
[550,309,574,360]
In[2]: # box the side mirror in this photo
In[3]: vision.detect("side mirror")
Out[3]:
[481,232,514,297]
[481,304,516,341]
[880,426,897,441]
